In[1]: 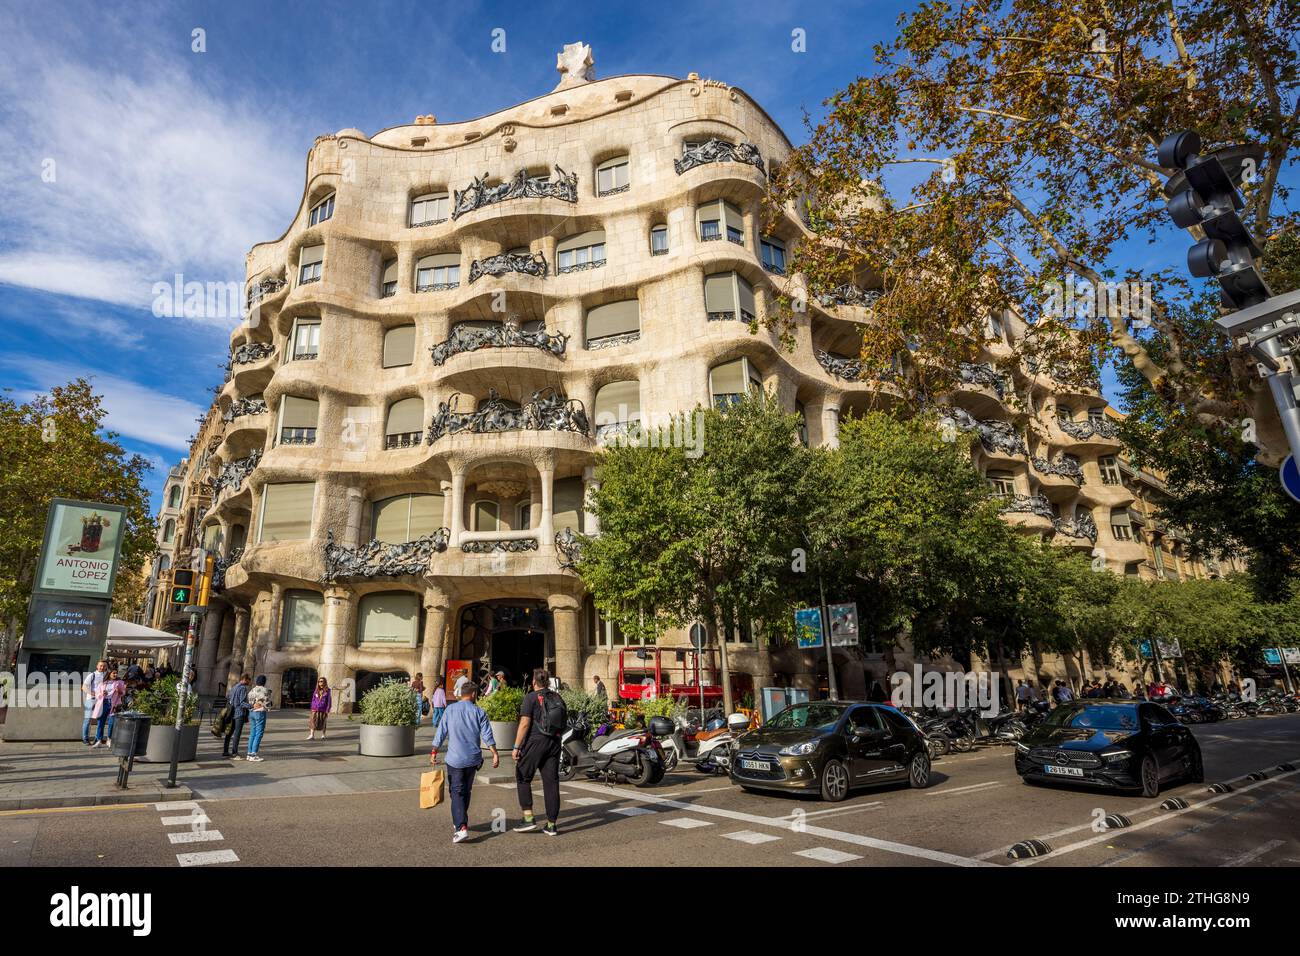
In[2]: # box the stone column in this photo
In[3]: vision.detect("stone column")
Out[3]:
[440,479,453,530]
[242,583,282,679]
[549,594,582,689]
[344,486,365,547]
[448,466,467,547]
[225,608,250,690]
[538,464,556,544]
[319,585,356,713]
[195,604,224,694]
[582,465,601,535]
[418,587,451,688]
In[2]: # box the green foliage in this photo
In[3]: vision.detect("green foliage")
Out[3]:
[477,686,524,723]
[133,674,198,726]
[0,380,157,662]
[359,678,418,726]
[623,695,685,727]
[560,687,609,737]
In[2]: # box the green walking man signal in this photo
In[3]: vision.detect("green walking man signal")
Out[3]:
[170,569,195,607]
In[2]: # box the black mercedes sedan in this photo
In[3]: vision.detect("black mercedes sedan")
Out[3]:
[1014,700,1203,797]
[729,701,931,801]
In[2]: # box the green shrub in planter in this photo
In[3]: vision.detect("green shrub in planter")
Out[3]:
[560,687,610,739]
[478,686,524,723]
[624,695,684,727]
[359,678,418,726]
[134,674,199,725]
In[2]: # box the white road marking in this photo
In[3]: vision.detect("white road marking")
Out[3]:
[796,847,861,864]
[160,812,210,827]
[564,780,995,867]
[168,829,226,844]
[1012,768,1300,866]
[155,801,199,811]
[660,817,713,829]
[610,806,655,816]
[926,781,1002,797]
[724,830,781,845]
[785,802,883,820]
[176,849,239,866]
[567,797,609,806]
[1221,839,1286,867]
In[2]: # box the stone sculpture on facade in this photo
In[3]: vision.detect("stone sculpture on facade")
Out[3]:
[429,321,567,366]
[223,397,268,422]
[467,251,548,284]
[321,528,450,583]
[428,387,588,442]
[673,137,765,176]
[451,167,578,219]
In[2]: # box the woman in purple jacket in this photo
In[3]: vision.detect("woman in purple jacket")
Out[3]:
[308,676,331,740]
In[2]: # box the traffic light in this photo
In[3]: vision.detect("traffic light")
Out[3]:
[197,553,214,607]
[170,569,195,607]
[1159,130,1270,309]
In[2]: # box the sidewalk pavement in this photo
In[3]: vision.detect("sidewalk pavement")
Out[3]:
[0,710,516,811]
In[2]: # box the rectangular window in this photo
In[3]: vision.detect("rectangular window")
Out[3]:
[760,237,786,274]
[410,193,449,226]
[596,159,629,195]
[986,473,1016,498]
[258,482,316,543]
[553,477,585,534]
[291,319,320,360]
[1100,456,1121,485]
[650,226,668,255]
[278,396,319,446]
[381,259,398,298]
[383,325,416,368]
[281,590,324,646]
[357,592,420,646]
[309,194,334,226]
[298,244,324,284]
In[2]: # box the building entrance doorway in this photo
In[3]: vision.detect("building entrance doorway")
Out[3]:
[457,601,553,690]
[281,667,317,708]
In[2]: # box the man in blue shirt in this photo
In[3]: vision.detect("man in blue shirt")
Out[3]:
[431,683,499,843]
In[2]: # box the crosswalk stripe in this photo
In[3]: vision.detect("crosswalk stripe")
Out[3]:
[795,847,861,864]
[155,801,199,811]
[168,829,225,844]
[660,817,713,829]
[723,829,781,845]
[176,849,239,866]
[567,797,609,806]
[610,806,655,816]
[161,813,210,827]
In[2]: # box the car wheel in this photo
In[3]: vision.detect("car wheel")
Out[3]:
[1187,747,1204,784]
[908,751,931,789]
[1140,755,1160,798]
[819,759,850,802]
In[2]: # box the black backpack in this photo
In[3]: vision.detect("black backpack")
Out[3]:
[535,690,568,737]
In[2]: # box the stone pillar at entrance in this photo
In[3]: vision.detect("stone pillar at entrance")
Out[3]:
[549,594,582,689]
[582,465,601,535]
[539,465,556,544]
[320,585,356,712]
[226,608,250,690]
[195,604,224,694]
[418,587,451,689]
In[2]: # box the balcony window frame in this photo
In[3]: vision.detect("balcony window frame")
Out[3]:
[409,192,450,228]
[557,230,607,273]
[415,253,461,291]
[1099,456,1122,485]
[595,156,630,196]
[276,395,319,447]
[297,244,324,286]
[289,317,321,362]
[760,236,787,275]
[709,356,763,409]
[308,193,334,227]
[650,224,669,256]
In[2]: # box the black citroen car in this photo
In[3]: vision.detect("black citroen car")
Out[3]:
[1015,700,1203,797]
[729,701,931,801]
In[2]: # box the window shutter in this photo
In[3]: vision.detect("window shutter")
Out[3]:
[357,592,420,646]
[710,359,746,396]
[557,230,607,253]
[299,244,324,267]
[723,201,744,232]
[281,396,319,429]
[282,590,324,645]
[553,477,584,533]
[386,397,423,435]
[383,325,415,367]
[382,260,398,284]
[594,381,641,424]
[704,273,737,312]
[408,494,443,537]
[259,482,315,542]
[585,300,640,341]
[737,275,756,314]
[417,252,460,269]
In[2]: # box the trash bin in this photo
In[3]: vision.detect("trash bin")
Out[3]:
[110,711,151,758]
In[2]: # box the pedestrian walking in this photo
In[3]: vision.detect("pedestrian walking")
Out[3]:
[308,676,331,740]
[246,676,272,762]
[411,673,426,726]
[81,660,108,745]
[223,674,252,759]
[592,674,608,701]
[430,676,447,728]
[1015,679,1031,712]
[430,682,500,844]
[484,670,505,696]
[512,668,567,837]
[92,667,127,747]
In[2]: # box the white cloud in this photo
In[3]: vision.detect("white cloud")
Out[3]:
[1,357,205,452]
[0,20,304,324]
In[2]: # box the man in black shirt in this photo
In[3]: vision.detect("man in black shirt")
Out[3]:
[511,668,565,836]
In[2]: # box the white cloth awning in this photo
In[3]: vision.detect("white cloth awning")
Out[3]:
[106,618,184,656]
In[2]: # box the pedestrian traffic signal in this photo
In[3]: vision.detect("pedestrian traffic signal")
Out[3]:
[171,569,195,606]
[196,554,214,607]
[1159,130,1270,310]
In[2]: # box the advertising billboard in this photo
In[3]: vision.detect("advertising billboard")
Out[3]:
[34,499,128,600]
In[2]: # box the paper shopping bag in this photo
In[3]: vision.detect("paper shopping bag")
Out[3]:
[420,769,445,809]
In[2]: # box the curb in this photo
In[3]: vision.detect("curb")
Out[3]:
[0,786,194,812]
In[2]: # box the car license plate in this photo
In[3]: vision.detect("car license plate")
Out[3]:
[1045,764,1084,777]
[740,758,772,771]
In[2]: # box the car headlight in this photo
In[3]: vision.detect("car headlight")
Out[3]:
[779,740,820,756]
[1100,749,1133,763]
[1015,742,1031,754]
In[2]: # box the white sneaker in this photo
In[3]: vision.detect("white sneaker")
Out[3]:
[452,828,469,844]
[247,755,263,762]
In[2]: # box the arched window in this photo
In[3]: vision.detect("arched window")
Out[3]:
[383,325,416,368]
[415,253,460,291]
[704,271,756,322]
[553,477,584,534]
[167,486,181,509]
[410,192,449,227]
[308,192,334,226]
[595,155,630,196]
[372,493,444,543]
[384,397,424,449]
[162,519,175,543]
[228,524,247,554]
[585,300,640,349]
[709,358,763,409]
[593,381,641,441]
[357,592,421,647]
[556,230,606,273]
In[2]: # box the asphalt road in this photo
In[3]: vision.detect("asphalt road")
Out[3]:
[4,714,1299,868]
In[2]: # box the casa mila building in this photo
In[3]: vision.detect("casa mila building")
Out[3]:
[181,44,1239,709]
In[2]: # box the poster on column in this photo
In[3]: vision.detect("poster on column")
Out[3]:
[34,499,128,599]
[828,603,859,647]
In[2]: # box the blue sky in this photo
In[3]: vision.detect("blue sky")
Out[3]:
[0,0,1223,510]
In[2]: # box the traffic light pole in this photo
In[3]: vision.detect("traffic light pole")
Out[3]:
[164,607,203,789]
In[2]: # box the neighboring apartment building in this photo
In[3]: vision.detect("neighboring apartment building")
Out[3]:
[183,44,1244,708]
[140,461,187,628]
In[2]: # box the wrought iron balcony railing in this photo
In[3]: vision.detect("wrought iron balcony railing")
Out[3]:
[958,361,1007,398]
[210,450,261,498]
[673,138,766,176]
[385,431,423,450]
[429,321,568,366]
[462,537,540,554]
[212,548,244,591]
[1031,455,1085,484]
[816,350,864,381]
[451,167,579,219]
[231,342,275,365]
[427,387,589,442]
[321,528,450,583]
[467,251,548,284]
[998,494,1054,520]
[586,330,640,351]
[942,406,1027,457]
[279,428,316,446]
[707,308,756,323]
[223,398,268,423]
[246,276,286,308]
[415,281,459,293]
[815,285,883,309]
[1058,417,1121,441]
[556,258,606,275]
[1054,513,1099,542]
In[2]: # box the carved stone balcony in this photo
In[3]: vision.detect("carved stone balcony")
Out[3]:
[1058,417,1121,441]
[451,167,578,219]
[673,138,765,176]
[222,398,268,423]
[427,387,589,442]
[246,276,286,309]
[998,494,1054,520]
[467,251,548,284]
[321,529,450,583]
[943,406,1026,457]
[211,450,261,498]
[1054,513,1099,543]
[815,285,883,309]
[1032,455,1085,484]
[429,321,567,366]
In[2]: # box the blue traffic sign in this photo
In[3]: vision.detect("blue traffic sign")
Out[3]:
[1282,455,1300,504]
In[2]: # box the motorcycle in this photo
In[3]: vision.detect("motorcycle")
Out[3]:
[559,713,667,787]
[664,712,751,774]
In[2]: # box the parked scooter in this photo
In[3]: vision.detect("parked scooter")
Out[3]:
[559,713,667,787]
[657,713,750,774]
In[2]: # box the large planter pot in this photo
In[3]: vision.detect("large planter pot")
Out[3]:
[359,723,416,757]
[139,723,200,763]
[489,720,519,750]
